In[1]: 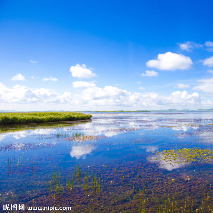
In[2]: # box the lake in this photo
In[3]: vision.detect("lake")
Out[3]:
[1,112,213,212]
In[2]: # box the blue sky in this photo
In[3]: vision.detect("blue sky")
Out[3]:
[1,0,213,111]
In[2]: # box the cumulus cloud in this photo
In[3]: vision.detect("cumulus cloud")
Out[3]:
[141,70,158,77]
[205,41,213,52]
[176,84,190,89]
[30,60,37,63]
[80,86,202,107]
[0,83,211,109]
[70,64,97,78]
[42,76,58,81]
[170,91,199,101]
[179,41,202,51]
[11,73,26,81]
[146,52,193,70]
[179,42,193,51]
[139,87,144,90]
[0,82,73,104]
[72,81,96,88]
[193,77,213,94]
[202,56,213,67]
[208,70,213,73]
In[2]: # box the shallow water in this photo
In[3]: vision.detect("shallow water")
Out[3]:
[0,112,213,212]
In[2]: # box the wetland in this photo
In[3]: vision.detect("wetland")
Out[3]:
[0,111,213,212]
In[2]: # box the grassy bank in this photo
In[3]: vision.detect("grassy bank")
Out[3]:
[0,112,92,125]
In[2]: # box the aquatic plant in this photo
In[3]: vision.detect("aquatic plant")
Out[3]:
[0,112,92,125]
[2,160,213,212]
[153,148,213,164]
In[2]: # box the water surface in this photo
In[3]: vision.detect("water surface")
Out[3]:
[1,112,213,212]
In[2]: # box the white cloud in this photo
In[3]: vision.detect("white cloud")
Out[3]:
[0,83,211,110]
[146,52,193,70]
[193,77,213,94]
[171,90,199,99]
[72,81,96,88]
[70,64,97,78]
[203,56,213,67]
[205,41,213,47]
[11,73,26,81]
[208,70,213,73]
[139,87,144,90]
[137,81,141,84]
[30,60,37,63]
[179,42,193,51]
[141,70,158,77]
[205,41,213,52]
[80,86,202,107]
[0,82,73,104]
[179,41,202,51]
[42,76,58,81]
[31,76,35,79]
[176,84,190,88]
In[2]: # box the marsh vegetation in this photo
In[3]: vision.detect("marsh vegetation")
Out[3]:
[0,112,92,125]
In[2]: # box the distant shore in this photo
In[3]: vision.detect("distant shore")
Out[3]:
[93,111,151,112]
[0,112,92,125]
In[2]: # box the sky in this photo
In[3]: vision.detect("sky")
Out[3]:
[1,0,213,111]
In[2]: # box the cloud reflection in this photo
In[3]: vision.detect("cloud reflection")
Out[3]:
[198,131,213,143]
[0,134,6,141]
[13,131,30,139]
[141,145,158,152]
[149,154,190,171]
[70,144,95,159]
[172,125,189,132]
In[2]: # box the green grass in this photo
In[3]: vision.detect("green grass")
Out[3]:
[0,112,92,125]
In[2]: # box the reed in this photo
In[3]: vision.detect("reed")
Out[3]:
[0,112,92,125]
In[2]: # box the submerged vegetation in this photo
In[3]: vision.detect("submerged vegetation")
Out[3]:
[0,112,92,125]
[153,148,213,164]
[3,161,213,212]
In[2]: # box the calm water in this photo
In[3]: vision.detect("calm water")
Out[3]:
[0,112,213,212]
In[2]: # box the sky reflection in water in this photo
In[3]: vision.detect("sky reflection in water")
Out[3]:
[0,112,213,211]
